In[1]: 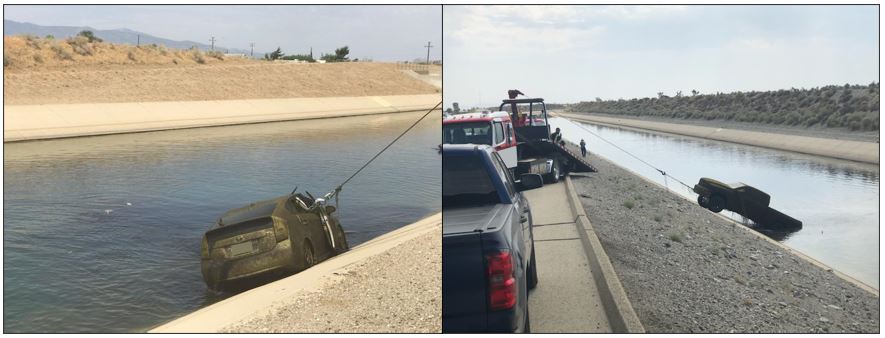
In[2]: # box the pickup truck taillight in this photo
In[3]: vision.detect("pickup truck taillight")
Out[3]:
[486,251,517,311]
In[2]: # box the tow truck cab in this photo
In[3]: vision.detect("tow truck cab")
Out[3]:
[443,111,519,170]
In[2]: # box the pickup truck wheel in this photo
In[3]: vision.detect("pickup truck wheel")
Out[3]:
[697,195,710,208]
[708,195,725,213]
[544,159,560,184]
[527,244,538,290]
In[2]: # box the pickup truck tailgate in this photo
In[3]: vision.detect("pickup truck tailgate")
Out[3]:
[442,232,488,331]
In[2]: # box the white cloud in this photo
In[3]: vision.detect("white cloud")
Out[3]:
[448,6,606,54]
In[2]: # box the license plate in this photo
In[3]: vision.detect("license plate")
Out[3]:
[229,240,257,257]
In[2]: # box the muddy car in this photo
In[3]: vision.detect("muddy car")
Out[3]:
[201,192,349,291]
[693,177,802,230]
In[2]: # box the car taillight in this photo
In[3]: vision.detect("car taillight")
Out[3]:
[272,220,288,242]
[486,251,517,311]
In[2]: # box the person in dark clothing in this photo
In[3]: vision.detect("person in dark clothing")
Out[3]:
[550,127,562,143]
[580,139,587,157]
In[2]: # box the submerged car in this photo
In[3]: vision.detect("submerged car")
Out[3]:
[201,192,349,291]
[693,177,802,230]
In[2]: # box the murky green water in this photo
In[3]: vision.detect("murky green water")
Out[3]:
[553,117,879,289]
[3,112,440,333]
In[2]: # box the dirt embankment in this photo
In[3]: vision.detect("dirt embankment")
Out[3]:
[570,150,878,333]
[3,36,439,105]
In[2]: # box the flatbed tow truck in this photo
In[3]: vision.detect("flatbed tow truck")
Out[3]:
[500,97,597,182]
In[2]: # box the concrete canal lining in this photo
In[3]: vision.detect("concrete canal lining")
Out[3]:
[558,113,879,164]
[4,94,440,142]
[149,213,441,333]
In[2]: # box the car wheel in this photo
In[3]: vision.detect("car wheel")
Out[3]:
[708,195,725,213]
[527,243,538,290]
[302,239,317,268]
[697,195,710,208]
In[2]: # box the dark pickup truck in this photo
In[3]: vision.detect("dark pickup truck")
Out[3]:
[694,177,802,230]
[442,144,543,333]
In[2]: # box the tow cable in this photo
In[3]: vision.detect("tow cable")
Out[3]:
[299,101,443,249]
[561,117,695,193]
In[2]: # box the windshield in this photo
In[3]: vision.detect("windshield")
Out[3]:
[443,122,492,145]
[442,153,500,208]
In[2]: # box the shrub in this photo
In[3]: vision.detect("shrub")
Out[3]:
[77,30,102,43]
[127,50,138,62]
[206,50,224,60]
[51,43,74,61]
[67,36,94,56]
[193,51,206,64]
[623,200,635,209]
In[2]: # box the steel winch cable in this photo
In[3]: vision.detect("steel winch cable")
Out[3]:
[297,101,441,250]
[304,100,443,206]
[561,117,696,192]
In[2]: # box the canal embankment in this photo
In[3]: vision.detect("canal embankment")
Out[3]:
[3,94,440,142]
[150,213,441,333]
[567,147,879,333]
[557,113,879,164]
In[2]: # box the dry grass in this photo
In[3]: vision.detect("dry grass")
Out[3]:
[3,35,247,70]
[4,37,439,105]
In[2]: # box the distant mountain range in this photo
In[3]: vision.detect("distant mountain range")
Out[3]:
[3,20,257,56]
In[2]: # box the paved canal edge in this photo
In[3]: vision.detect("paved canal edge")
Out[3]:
[4,94,441,142]
[566,145,879,297]
[149,213,441,333]
[563,176,646,333]
[558,113,879,164]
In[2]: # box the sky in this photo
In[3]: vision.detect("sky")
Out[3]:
[4,5,442,62]
[444,5,879,108]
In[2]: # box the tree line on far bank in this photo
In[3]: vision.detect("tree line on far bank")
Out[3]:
[567,83,880,131]
[264,46,353,63]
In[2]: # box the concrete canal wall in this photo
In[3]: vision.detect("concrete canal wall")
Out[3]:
[150,213,441,333]
[558,113,879,164]
[4,94,440,142]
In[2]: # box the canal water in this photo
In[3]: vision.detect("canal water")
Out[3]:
[3,112,441,333]
[551,117,879,289]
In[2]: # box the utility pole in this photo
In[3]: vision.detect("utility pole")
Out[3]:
[137,34,140,46]
[209,36,216,51]
[249,42,255,57]
[424,41,433,65]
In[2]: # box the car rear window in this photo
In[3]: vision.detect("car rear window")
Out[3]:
[443,153,500,208]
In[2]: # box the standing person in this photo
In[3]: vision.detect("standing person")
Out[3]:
[580,139,587,157]
[550,127,562,144]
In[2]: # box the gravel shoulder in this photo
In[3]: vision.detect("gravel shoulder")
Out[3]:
[570,150,879,333]
[222,224,441,333]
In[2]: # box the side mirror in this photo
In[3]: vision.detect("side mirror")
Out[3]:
[518,174,543,191]
[325,205,337,214]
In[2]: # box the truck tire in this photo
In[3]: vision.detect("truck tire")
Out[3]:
[708,195,725,213]
[697,195,710,208]
[544,158,560,184]
[527,243,538,290]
